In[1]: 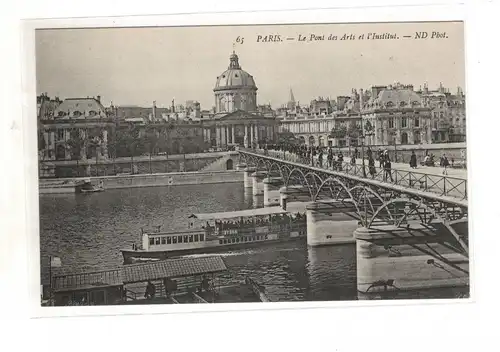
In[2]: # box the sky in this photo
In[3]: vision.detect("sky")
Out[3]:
[36,21,465,109]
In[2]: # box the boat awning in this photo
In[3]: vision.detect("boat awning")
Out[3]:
[122,256,227,284]
[52,269,124,293]
[189,206,290,220]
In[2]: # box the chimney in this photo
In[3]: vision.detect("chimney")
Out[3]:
[96,95,101,103]
[423,82,429,94]
[152,101,157,121]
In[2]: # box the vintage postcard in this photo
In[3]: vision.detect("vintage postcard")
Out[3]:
[26,14,469,315]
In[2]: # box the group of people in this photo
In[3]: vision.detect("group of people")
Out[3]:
[204,213,307,236]
[262,143,455,178]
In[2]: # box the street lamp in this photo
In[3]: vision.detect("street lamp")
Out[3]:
[360,115,374,178]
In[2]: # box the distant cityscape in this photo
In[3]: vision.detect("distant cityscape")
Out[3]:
[37,51,466,177]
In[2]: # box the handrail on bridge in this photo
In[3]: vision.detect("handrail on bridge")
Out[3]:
[239,148,468,204]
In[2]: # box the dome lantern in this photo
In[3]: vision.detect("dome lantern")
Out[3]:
[229,51,241,69]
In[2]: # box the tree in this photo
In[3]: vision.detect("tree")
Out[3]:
[66,133,85,176]
[329,125,347,139]
[86,128,103,176]
[38,130,46,161]
[277,130,297,146]
[144,125,159,174]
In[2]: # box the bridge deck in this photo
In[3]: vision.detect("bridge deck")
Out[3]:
[240,150,467,208]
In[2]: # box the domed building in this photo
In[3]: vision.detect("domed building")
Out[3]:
[214,52,257,113]
[203,51,277,148]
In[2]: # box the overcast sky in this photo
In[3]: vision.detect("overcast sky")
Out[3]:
[36,21,465,109]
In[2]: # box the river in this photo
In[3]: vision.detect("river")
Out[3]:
[39,182,463,302]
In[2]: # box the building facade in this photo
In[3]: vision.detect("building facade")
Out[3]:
[200,52,277,148]
[419,83,466,143]
[37,95,115,162]
[278,83,435,147]
[361,83,433,146]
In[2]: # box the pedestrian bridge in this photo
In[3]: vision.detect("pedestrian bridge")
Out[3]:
[238,148,469,255]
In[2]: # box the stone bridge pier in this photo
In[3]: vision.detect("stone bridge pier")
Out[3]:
[236,162,247,171]
[243,166,256,188]
[251,171,267,196]
[305,201,359,247]
[354,223,469,299]
[263,177,283,207]
[279,186,313,210]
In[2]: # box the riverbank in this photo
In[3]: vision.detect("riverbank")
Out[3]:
[39,170,244,190]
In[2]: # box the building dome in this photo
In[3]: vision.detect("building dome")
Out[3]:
[214,52,257,91]
[213,52,258,114]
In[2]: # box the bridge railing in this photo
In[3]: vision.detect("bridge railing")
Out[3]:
[242,148,468,201]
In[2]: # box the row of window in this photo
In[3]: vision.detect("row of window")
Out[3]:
[149,233,205,246]
[387,117,420,129]
[218,235,268,245]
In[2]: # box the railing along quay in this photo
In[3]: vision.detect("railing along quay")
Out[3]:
[240,148,468,203]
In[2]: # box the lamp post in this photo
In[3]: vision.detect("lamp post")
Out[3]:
[360,115,374,178]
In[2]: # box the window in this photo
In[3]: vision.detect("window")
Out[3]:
[219,240,223,244]
[414,118,420,127]
[401,117,407,128]
[326,235,332,239]
[232,238,236,244]
[178,236,182,243]
[388,118,394,129]
[172,237,177,244]
[167,237,172,244]
[189,235,193,243]
[200,234,204,241]
[265,235,268,240]
[194,234,199,242]
[149,238,154,246]
[57,130,64,140]
[161,237,166,244]
[183,235,188,243]
[155,237,161,245]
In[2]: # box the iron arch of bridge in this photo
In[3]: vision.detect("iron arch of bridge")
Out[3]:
[312,176,365,224]
[284,168,316,199]
[239,153,467,241]
[368,198,469,255]
[349,185,395,223]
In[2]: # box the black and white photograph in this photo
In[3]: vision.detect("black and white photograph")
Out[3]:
[34,20,469,307]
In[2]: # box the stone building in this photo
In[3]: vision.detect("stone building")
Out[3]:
[418,83,466,143]
[277,83,434,147]
[37,94,115,162]
[200,52,277,148]
[361,83,433,146]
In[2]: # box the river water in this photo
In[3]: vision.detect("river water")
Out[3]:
[39,182,464,302]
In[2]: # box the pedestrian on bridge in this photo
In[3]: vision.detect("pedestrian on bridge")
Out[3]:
[410,151,417,169]
[378,149,384,168]
[441,154,450,175]
[368,156,376,179]
[383,156,394,182]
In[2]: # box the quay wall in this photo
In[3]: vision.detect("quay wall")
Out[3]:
[39,170,244,190]
[40,151,240,178]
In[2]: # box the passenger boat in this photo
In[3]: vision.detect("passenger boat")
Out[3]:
[80,179,105,193]
[120,206,307,263]
[39,179,87,194]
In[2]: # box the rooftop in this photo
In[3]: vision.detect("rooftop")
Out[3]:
[51,256,227,292]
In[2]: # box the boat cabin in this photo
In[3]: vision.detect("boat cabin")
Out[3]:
[48,256,230,306]
[138,207,307,253]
